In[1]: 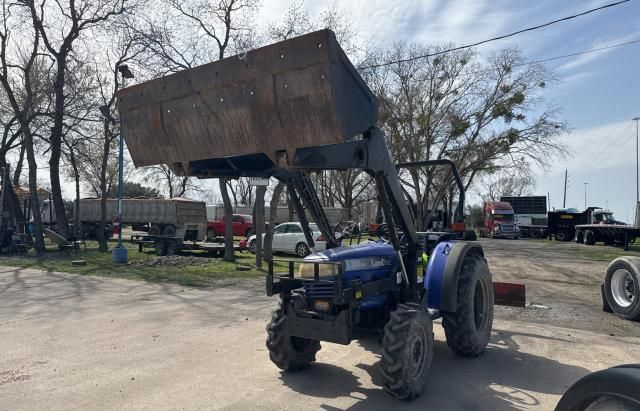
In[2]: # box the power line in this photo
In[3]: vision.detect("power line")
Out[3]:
[360,0,631,69]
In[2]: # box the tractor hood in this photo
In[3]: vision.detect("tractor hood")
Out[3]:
[305,241,396,262]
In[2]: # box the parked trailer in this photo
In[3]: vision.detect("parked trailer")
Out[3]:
[575,224,640,250]
[41,197,208,240]
[500,196,548,238]
[131,234,246,256]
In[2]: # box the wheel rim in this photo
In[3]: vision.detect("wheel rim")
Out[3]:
[611,269,635,308]
[474,279,488,330]
[557,232,566,241]
[297,244,308,256]
[409,326,428,379]
[249,241,256,253]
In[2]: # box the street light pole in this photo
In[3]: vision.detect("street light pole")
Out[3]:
[584,182,588,210]
[112,64,134,264]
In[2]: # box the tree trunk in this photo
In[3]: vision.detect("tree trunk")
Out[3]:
[49,56,70,239]
[0,160,24,229]
[71,153,81,239]
[219,178,234,262]
[12,143,25,185]
[264,182,284,262]
[287,189,294,221]
[254,185,266,269]
[24,129,45,254]
[97,121,112,252]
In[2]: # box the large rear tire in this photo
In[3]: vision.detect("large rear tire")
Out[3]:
[575,230,583,243]
[379,303,434,400]
[155,239,167,256]
[604,257,640,321]
[442,254,494,357]
[266,301,321,371]
[555,365,640,411]
[584,230,596,245]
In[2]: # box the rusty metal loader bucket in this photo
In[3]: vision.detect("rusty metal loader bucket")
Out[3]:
[117,29,378,178]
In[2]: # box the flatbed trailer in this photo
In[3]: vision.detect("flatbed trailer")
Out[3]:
[517,224,548,239]
[574,224,640,250]
[131,234,246,256]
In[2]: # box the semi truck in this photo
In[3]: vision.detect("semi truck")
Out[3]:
[479,201,518,239]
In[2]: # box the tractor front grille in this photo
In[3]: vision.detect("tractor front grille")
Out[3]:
[303,281,335,299]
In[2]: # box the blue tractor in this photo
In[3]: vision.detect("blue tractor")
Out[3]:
[117,29,524,399]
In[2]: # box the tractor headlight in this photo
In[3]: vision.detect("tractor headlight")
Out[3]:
[298,263,340,279]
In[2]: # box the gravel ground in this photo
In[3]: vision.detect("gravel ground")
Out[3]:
[1,238,639,410]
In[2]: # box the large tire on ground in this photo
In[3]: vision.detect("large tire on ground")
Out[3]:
[555,365,640,411]
[604,257,640,321]
[163,225,176,237]
[575,230,583,243]
[165,239,178,256]
[584,230,596,245]
[206,227,215,240]
[155,239,167,256]
[266,301,321,371]
[442,254,494,357]
[555,230,569,242]
[295,242,310,257]
[149,225,161,236]
[379,303,434,400]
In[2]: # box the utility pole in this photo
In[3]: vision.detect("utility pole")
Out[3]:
[563,169,567,208]
[583,182,588,210]
[634,117,640,215]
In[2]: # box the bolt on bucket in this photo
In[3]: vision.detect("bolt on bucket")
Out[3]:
[117,29,378,178]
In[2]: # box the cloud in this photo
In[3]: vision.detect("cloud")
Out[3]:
[539,120,637,176]
[557,31,640,72]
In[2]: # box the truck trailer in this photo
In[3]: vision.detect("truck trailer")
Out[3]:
[41,198,208,242]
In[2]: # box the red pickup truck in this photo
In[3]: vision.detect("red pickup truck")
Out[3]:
[207,214,253,239]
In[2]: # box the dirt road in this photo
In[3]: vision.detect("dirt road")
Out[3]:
[1,239,639,410]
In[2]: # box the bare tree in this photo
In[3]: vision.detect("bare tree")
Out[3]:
[364,43,567,229]
[480,172,535,202]
[19,0,129,239]
[0,1,46,252]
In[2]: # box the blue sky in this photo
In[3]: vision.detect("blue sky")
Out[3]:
[258,0,640,220]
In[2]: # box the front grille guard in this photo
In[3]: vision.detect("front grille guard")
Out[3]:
[266,258,395,306]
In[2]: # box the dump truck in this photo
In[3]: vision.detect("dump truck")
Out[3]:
[117,29,525,400]
[40,198,208,242]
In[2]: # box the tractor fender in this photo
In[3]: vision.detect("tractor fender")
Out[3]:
[424,241,484,312]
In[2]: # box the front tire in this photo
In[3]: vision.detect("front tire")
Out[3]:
[379,303,434,400]
[442,254,494,357]
[266,302,321,371]
[555,230,569,242]
[295,242,310,257]
[604,257,640,320]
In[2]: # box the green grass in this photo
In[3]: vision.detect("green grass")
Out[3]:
[0,240,299,287]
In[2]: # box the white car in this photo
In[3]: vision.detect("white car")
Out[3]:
[248,222,327,257]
